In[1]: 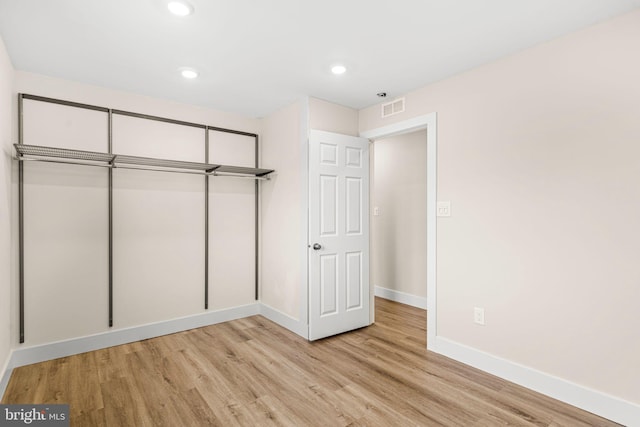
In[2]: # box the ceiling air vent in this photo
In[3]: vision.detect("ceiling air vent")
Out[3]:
[381,97,405,118]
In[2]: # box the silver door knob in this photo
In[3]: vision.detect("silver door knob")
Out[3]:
[312,243,322,250]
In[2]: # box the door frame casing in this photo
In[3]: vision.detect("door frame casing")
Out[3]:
[360,112,437,349]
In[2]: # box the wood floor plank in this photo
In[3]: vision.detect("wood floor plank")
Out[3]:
[2,297,621,426]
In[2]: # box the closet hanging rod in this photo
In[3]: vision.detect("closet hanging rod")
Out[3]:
[211,172,271,180]
[16,157,210,177]
[16,157,272,180]
[14,144,273,179]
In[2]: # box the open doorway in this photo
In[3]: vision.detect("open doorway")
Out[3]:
[370,129,428,315]
[361,113,437,348]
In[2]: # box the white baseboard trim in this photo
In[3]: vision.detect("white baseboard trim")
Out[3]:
[259,303,308,339]
[0,351,12,400]
[431,336,640,427]
[9,303,260,370]
[375,286,427,310]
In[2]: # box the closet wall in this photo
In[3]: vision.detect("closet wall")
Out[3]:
[207,132,256,310]
[112,114,208,329]
[0,37,14,381]
[15,71,261,347]
[22,99,109,344]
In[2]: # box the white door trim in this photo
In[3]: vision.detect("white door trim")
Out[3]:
[359,112,437,350]
[299,97,311,338]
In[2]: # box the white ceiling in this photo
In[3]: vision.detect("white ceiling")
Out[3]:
[1,0,639,118]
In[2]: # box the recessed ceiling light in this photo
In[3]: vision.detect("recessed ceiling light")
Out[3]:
[168,1,194,16]
[331,65,347,75]
[180,68,198,79]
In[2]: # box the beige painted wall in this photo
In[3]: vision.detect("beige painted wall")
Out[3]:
[0,37,14,380]
[371,130,427,298]
[13,72,262,347]
[110,115,204,330]
[21,99,109,343]
[260,101,303,319]
[309,97,358,136]
[360,9,640,404]
[208,132,257,311]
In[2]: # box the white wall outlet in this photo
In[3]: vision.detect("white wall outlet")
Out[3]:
[437,201,451,217]
[373,207,380,216]
[474,307,485,325]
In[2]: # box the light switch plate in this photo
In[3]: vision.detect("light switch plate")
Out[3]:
[437,201,451,217]
[373,207,380,216]
[474,307,485,325]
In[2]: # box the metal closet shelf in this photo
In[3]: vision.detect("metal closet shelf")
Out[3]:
[14,144,275,179]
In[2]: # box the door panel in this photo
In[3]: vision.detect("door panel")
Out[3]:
[346,252,363,310]
[320,175,338,235]
[320,254,338,316]
[309,130,370,340]
[346,177,362,234]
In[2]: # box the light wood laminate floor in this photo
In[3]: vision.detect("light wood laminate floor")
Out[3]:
[2,298,619,426]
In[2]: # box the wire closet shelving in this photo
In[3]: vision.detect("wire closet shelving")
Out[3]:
[15,93,273,343]
[14,144,274,179]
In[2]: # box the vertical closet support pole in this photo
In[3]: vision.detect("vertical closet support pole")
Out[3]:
[18,94,25,343]
[254,135,259,301]
[108,109,113,327]
[204,127,209,309]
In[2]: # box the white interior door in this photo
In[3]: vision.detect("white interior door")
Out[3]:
[309,130,370,340]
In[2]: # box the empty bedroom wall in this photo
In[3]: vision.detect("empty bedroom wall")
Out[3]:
[371,130,427,304]
[359,8,640,406]
[260,100,303,322]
